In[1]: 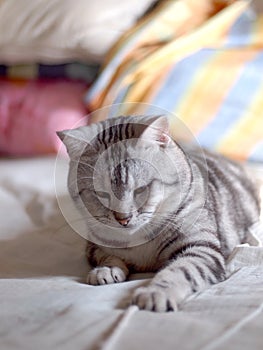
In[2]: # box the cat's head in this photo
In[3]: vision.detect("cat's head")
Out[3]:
[57,115,191,245]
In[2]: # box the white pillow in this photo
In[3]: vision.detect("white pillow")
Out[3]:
[0,0,155,64]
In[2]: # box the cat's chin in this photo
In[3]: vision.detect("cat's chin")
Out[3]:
[108,222,140,233]
[95,217,149,231]
[91,218,137,232]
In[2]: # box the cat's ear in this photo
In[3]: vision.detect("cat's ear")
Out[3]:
[57,128,93,160]
[139,115,170,147]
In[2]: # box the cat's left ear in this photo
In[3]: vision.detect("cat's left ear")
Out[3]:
[57,128,93,160]
[140,115,170,147]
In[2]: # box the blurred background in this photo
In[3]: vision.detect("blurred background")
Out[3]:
[0,0,262,163]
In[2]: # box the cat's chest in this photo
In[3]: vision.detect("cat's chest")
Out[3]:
[101,239,165,272]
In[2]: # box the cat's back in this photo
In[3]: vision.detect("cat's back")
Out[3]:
[192,148,260,253]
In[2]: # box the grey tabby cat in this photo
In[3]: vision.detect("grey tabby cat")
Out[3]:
[58,115,260,312]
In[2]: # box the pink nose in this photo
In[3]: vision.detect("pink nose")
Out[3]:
[114,213,132,226]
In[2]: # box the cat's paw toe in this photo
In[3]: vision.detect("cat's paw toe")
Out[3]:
[132,287,177,312]
[86,266,127,285]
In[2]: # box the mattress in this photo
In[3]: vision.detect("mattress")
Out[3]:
[0,156,263,350]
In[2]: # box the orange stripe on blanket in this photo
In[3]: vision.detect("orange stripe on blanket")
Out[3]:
[174,49,259,135]
[216,85,263,160]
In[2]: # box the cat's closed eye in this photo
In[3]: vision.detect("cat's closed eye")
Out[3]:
[134,185,148,196]
[94,190,111,200]
[78,189,87,196]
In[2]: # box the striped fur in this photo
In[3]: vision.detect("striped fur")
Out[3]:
[58,115,260,312]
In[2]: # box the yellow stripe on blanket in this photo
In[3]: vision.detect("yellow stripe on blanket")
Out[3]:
[217,83,263,160]
[251,14,263,45]
[175,49,259,136]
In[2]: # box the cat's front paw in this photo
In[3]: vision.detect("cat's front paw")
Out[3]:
[86,266,127,285]
[132,286,178,312]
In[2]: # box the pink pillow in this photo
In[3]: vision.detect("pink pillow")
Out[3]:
[0,79,88,156]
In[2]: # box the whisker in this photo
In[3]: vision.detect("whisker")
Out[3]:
[70,159,99,173]
[77,177,94,180]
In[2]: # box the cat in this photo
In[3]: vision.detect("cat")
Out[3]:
[57,115,260,312]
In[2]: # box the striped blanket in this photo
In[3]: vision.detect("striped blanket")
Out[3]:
[85,0,263,163]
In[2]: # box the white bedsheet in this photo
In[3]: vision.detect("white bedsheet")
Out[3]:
[0,156,263,350]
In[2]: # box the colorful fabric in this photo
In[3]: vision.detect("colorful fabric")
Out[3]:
[0,63,99,84]
[85,0,263,163]
[0,79,88,156]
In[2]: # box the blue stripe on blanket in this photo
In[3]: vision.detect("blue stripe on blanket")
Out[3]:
[197,52,263,148]
[151,49,216,113]
[224,11,254,47]
[249,141,263,162]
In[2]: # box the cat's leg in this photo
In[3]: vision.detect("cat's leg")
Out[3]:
[86,243,129,285]
[132,241,226,312]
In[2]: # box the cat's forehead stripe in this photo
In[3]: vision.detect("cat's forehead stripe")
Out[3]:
[95,121,139,150]
[118,123,123,142]
[108,125,114,143]
[112,162,128,186]
[124,123,130,139]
